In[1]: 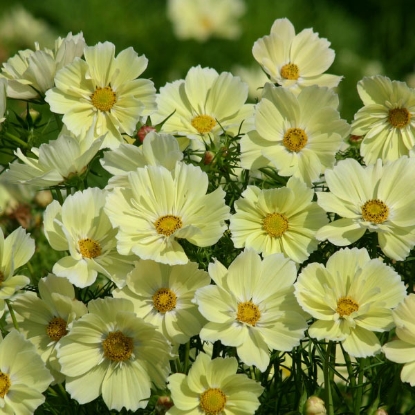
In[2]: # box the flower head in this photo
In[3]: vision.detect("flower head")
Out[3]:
[43,187,137,288]
[57,297,171,411]
[240,83,350,185]
[351,75,415,164]
[167,0,245,42]
[230,177,328,263]
[167,352,263,415]
[294,247,407,357]
[316,157,415,260]
[194,249,308,371]
[113,259,210,345]
[0,330,53,414]
[45,41,156,148]
[1,32,85,100]
[253,18,342,94]
[105,162,230,265]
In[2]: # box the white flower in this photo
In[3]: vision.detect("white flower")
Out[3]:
[253,18,341,95]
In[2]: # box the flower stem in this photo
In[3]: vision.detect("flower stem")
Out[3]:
[354,358,366,415]
[324,341,335,415]
[183,340,190,374]
[4,132,28,148]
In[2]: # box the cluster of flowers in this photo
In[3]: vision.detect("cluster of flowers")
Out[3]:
[0,16,414,415]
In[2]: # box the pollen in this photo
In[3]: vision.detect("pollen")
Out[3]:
[153,288,177,313]
[0,372,10,398]
[154,215,183,237]
[236,300,261,326]
[263,212,289,238]
[280,63,300,80]
[200,388,227,415]
[283,128,308,152]
[90,86,117,112]
[191,115,216,134]
[78,238,102,259]
[388,107,411,129]
[361,199,389,224]
[336,296,359,317]
[46,317,68,341]
[102,331,134,362]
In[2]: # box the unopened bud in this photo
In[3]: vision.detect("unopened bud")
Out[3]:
[20,108,40,124]
[155,396,173,414]
[137,125,156,142]
[349,134,363,145]
[203,151,215,165]
[304,395,326,415]
[374,408,388,415]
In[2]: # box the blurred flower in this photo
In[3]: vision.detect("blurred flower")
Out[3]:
[101,131,183,189]
[194,249,308,372]
[3,127,103,188]
[57,297,171,411]
[233,64,269,101]
[351,75,415,164]
[316,157,415,261]
[167,0,245,42]
[45,41,156,148]
[0,5,56,52]
[0,226,34,317]
[113,259,210,345]
[240,83,350,185]
[10,274,87,383]
[253,18,341,95]
[383,294,415,386]
[230,177,328,263]
[105,162,229,265]
[152,65,254,150]
[0,330,53,414]
[295,247,406,357]
[1,32,85,101]
[167,352,263,415]
[43,187,136,288]
[304,395,327,415]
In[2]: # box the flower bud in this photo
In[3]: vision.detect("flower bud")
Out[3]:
[304,395,326,415]
[137,125,156,142]
[155,396,173,414]
[203,151,215,165]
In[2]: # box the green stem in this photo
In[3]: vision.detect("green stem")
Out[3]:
[54,113,63,131]
[6,300,19,330]
[51,187,64,204]
[354,358,366,415]
[4,132,28,148]
[324,341,335,415]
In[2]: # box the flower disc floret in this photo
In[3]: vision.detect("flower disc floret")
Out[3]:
[191,114,216,133]
[200,388,227,414]
[102,331,134,362]
[280,63,299,80]
[78,238,102,258]
[283,127,308,152]
[155,215,183,237]
[46,317,68,341]
[237,301,261,326]
[336,297,359,317]
[90,86,117,112]
[361,199,389,224]
[153,288,177,313]
[0,372,10,398]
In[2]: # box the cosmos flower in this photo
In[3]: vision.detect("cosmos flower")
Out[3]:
[45,41,156,148]
[294,247,407,357]
[167,352,263,415]
[252,18,341,95]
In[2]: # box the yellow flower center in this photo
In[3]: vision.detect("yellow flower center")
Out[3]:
[90,86,117,112]
[262,212,289,238]
[361,199,389,224]
[78,238,102,259]
[388,107,411,128]
[154,215,183,237]
[191,115,216,134]
[46,317,68,341]
[0,372,10,398]
[280,63,300,80]
[200,388,227,415]
[336,296,359,317]
[236,300,261,326]
[102,331,134,362]
[153,288,177,313]
[283,128,308,152]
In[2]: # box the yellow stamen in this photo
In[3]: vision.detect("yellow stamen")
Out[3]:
[0,372,10,398]
[336,296,359,317]
[78,238,102,258]
[283,128,308,152]
[388,108,411,129]
[153,288,177,313]
[280,63,300,80]
[263,213,289,237]
[102,331,134,362]
[200,388,227,415]
[154,215,183,237]
[361,199,389,224]
[46,317,68,341]
[191,115,216,134]
[236,300,261,326]
[90,86,117,112]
